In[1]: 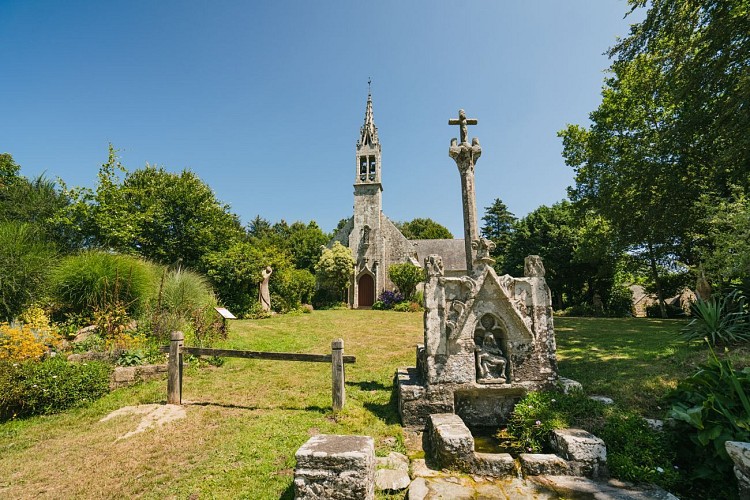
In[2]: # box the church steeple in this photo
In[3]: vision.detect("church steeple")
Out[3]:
[356,81,381,184]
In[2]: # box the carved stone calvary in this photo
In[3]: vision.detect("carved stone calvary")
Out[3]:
[449,109,482,272]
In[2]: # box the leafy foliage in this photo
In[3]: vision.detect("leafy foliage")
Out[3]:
[681,290,750,345]
[504,201,624,314]
[387,262,424,300]
[0,221,57,321]
[0,357,111,421]
[315,241,354,295]
[668,347,750,499]
[57,146,244,269]
[507,390,678,489]
[395,218,453,239]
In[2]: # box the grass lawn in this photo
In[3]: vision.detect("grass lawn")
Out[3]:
[1,311,748,498]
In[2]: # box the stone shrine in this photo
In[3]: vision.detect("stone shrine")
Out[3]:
[396,110,558,428]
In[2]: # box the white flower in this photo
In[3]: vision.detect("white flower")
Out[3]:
[52,375,57,379]
[551,399,556,403]
[13,363,18,367]
[32,384,38,388]
[656,467,664,473]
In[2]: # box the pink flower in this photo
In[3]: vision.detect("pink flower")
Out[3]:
[535,420,542,426]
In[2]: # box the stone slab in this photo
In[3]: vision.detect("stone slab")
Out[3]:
[551,428,606,463]
[374,469,410,492]
[519,453,570,476]
[294,434,374,500]
[472,452,516,477]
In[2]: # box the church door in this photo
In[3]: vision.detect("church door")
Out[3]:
[358,274,375,308]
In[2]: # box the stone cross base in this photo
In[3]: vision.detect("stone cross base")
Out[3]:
[294,434,375,500]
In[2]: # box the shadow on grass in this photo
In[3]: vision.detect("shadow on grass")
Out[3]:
[280,483,295,500]
[345,380,390,391]
[184,401,328,413]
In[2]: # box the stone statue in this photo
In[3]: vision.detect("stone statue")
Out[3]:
[475,332,507,383]
[425,254,444,278]
[259,266,273,312]
[524,255,545,278]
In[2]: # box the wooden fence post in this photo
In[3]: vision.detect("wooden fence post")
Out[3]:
[331,338,345,412]
[168,331,184,404]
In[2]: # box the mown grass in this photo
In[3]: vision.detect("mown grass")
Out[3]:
[1,311,748,498]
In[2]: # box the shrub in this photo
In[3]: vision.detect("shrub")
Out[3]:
[667,346,750,498]
[371,300,386,310]
[680,290,750,345]
[377,290,404,309]
[388,262,425,300]
[0,322,62,362]
[51,251,159,319]
[606,285,634,317]
[506,391,678,489]
[0,221,57,322]
[393,301,422,313]
[0,357,111,420]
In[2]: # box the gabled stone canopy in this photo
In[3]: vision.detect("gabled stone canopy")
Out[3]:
[399,249,558,428]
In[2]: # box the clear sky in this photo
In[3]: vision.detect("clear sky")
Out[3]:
[1,1,643,236]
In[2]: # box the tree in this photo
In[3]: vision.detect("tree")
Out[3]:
[560,0,750,316]
[396,218,453,239]
[505,201,623,313]
[481,198,516,271]
[60,146,245,269]
[700,191,750,294]
[315,241,355,296]
[388,262,425,300]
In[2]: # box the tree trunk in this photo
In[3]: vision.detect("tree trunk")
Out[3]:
[647,242,667,318]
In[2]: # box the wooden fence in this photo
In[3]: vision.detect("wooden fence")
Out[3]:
[161,332,355,411]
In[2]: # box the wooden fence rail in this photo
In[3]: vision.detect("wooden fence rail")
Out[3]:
[162,332,355,412]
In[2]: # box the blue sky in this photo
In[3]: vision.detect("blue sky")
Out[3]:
[1,1,643,236]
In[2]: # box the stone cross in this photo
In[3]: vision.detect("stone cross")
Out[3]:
[449,109,478,145]
[448,109,482,272]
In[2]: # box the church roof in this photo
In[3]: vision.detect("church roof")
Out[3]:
[410,239,467,272]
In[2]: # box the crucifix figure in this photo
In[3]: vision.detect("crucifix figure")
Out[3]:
[448,109,478,145]
[448,109,482,272]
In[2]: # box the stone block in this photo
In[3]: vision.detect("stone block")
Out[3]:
[519,453,570,476]
[726,441,750,499]
[589,395,614,405]
[550,428,607,478]
[374,469,410,492]
[558,377,582,394]
[472,452,515,477]
[294,434,375,500]
[426,413,474,471]
[113,366,136,383]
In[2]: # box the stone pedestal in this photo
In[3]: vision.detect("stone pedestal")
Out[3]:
[294,434,375,500]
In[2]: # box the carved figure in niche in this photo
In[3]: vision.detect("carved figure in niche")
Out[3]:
[474,315,508,383]
[361,225,370,246]
[259,266,273,312]
[476,332,507,383]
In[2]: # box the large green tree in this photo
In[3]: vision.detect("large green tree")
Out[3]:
[60,145,244,269]
[560,0,750,315]
[396,218,453,239]
[481,198,516,272]
[505,201,623,313]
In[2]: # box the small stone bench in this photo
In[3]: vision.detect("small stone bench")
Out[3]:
[294,434,375,500]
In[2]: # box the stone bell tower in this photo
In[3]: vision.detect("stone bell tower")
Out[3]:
[351,83,383,307]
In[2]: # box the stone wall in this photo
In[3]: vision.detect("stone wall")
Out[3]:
[110,364,168,390]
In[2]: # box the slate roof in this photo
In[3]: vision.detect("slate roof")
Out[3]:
[410,239,467,272]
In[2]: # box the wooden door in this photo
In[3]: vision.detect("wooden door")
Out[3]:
[358,274,375,307]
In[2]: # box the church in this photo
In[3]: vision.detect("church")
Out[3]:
[331,90,467,308]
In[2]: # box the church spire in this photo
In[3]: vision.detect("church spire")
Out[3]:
[358,79,379,147]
